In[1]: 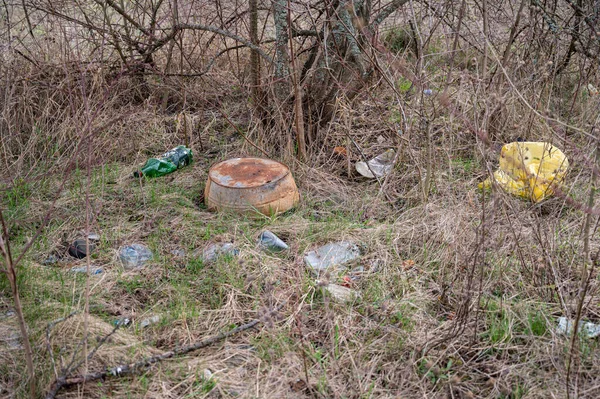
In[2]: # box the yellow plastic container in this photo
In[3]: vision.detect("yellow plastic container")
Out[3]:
[479,142,569,202]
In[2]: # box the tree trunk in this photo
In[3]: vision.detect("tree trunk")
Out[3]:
[273,0,290,102]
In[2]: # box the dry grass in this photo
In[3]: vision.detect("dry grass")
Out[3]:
[2,2,600,398]
[3,135,599,398]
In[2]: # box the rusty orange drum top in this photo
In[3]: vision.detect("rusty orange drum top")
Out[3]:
[205,158,299,216]
[208,158,290,188]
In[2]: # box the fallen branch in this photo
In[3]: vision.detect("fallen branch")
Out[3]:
[45,303,285,399]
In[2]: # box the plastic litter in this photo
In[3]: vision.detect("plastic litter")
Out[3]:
[423,89,433,96]
[87,232,100,241]
[258,230,289,252]
[119,244,153,269]
[42,255,61,265]
[113,317,131,327]
[203,369,213,380]
[479,142,569,202]
[355,149,396,178]
[139,315,161,328]
[134,145,193,178]
[556,317,600,338]
[68,239,96,259]
[198,243,239,263]
[70,266,103,275]
[304,241,361,275]
[68,233,100,259]
[323,284,360,303]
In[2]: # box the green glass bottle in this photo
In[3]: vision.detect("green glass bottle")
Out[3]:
[134,145,193,178]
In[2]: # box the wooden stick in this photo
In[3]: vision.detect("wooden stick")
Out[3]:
[45,303,285,399]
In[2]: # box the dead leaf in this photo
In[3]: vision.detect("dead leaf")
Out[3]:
[402,259,415,271]
[333,146,347,157]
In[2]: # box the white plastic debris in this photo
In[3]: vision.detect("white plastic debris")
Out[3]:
[4,331,23,349]
[119,244,153,269]
[324,284,360,303]
[304,241,361,275]
[70,266,103,275]
[140,315,161,328]
[113,317,131,327]
[87,232,101,241]
[203,369,213,380]
[556,317,600,338]
[355,149,396,178]
[198,243,239,262]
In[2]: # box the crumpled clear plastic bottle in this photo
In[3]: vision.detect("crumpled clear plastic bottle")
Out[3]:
[304,241,361,275]
[257,230,289,252]
[119,244,153,269]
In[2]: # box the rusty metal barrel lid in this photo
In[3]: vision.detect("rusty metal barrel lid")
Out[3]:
[209,158,290,188]
[205,157,300,216]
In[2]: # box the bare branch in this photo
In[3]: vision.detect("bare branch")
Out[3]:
[564,0,600,40]
[370,0,410,28]
[151,23,273,64]
[45,302,285,399]
[0,210,35,398]
[96,0,151,36]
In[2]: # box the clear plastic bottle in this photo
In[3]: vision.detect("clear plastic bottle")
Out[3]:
[119,244,153,269]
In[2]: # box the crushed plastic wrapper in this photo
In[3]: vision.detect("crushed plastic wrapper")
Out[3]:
[323,284,360,303]
[304,241,360,275]
[113,317,131,327]
[556,317,600,338]
[70,266,103,275]
[479,142,569,202]
[119,244,153,269]
[140,315,161,328]
[198,243,239,262]
[355,149,396,178]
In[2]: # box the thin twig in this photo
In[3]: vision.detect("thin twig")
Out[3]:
[0,210,36,398]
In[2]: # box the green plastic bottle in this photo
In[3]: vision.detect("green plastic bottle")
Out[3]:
[134,145,193,178]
